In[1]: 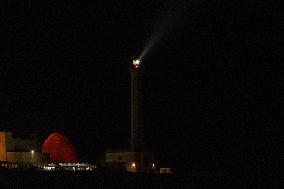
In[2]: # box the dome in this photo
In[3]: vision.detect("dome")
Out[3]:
[42,133,77,163]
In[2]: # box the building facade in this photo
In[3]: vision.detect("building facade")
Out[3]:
[0,131,44,165]
[105,150,154,172]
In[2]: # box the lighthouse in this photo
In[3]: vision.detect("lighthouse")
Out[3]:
[130,59,144,152]
[105,59,154,173]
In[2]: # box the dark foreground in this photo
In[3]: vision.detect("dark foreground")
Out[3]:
[0,169,278,188]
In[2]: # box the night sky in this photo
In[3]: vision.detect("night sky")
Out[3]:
[1,0,281,174]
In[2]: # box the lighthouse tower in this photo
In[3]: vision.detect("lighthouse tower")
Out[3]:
[105,59,154,173]
[130,59,144,152]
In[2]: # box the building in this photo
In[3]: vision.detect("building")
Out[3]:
[0,131,44,167]
[105,60,155,173]
[105,150,154,172]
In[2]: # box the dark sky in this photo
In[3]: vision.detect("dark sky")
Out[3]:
[1,0,281,173]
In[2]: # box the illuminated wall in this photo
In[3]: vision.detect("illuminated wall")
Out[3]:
[7,152,44,163]
[0,132,7,161]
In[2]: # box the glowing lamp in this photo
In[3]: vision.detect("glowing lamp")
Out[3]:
[133,59,141,68]
[132,163,136,168]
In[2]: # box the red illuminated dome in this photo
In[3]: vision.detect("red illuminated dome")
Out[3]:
[42,133,77,163]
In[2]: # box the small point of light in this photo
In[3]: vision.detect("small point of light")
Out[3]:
[132,163,136,167]
[152,163,155,168]
[31,150,34,154]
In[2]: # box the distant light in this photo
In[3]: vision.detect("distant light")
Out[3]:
[132,163,136,168]
[152,163,155,168]
[133,59,141,68]
[31,150,34,154]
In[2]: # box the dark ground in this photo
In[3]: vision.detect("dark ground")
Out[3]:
[0,169,281,188]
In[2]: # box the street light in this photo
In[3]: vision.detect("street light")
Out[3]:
[131,162,136,168]
[30,150,35,163]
